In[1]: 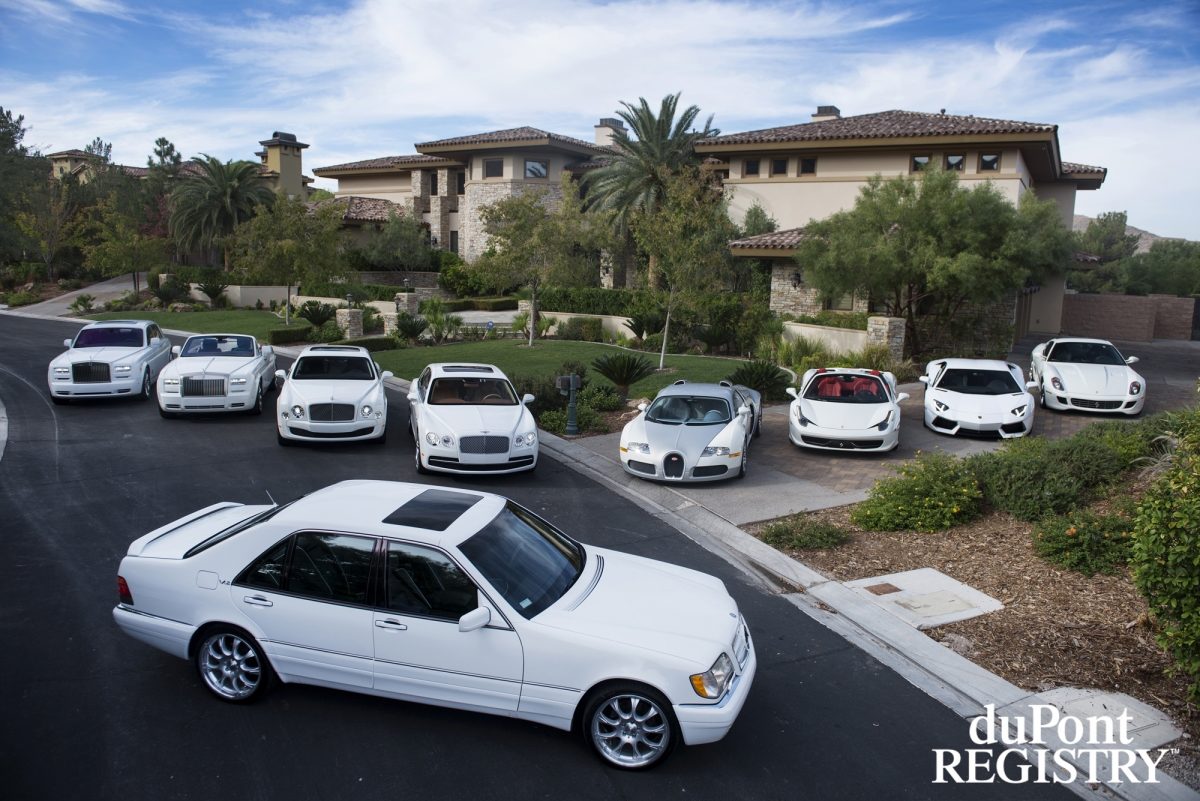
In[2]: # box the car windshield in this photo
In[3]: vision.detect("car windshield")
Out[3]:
[645,395,731,425]
[73,327,144,348]
[428,377,517,405]
[292,355,374,380]
[1047,342,1125,366]
[803,373,888,403]
[458,503,584,619]
[180,335,255,357]
[936,368,1021,395]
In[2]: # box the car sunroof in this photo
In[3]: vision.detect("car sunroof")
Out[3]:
[442,365,494,373]
[382,489,483,531]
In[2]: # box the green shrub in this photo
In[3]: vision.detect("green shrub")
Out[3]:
[1075,419,1158,469]
[538,403,604,435]
[147,269,161,291]
[1033,510,1133,575]
[438,263,487,297]
[152,277,188,305]
[852,452,982,532]
[510,373,565,418]
[784,310,870,330]
[539,287,640,316]
[592,352,656,401]
[310,321,344,343]
[297,300,336,328]
[393,312,427,344]
[760,517,850,550]
[267,324,312,345]
[556,316,604,342]
[579,383,623,412]
[361,304,383,334]
[196,281,229,306]
[4,290,38,307]
[1132,445,1200,702]
[472,296,517,311]
[726,360,790,401]
[69,293,96,314]
[332,335,396,352]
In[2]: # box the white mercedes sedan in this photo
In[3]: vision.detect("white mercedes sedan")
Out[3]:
[785,368,908,452]
[48,319,171,404]
[275,345,392,446]
[408,363,538,475]
[1030,338,1146,415]
[112,480,756,769]
[920,358,1037,438]
[157,334,276,418]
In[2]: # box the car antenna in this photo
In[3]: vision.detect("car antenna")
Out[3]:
[265,489,277,507]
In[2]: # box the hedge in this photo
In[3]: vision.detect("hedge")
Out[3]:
[267,324,312,345]
[332,335,397,352]
[537,287,641,316]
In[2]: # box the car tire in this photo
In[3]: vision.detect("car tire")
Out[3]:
[194,627,272,704]
[753,410,761,439]
[1039,383,1048,409]
[249,383,264,416]
[582,683,678,770]
[737,446,748,479]
[414,443,429,474]
[138,370,152,402]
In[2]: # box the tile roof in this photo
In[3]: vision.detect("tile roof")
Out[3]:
[729,227,807,249]
[417,126,600,151]
[47,149,92,158]
[311,195,404,224]
[701,110,1057,146]
[1061,161,1106,174]
[316,154,452,172]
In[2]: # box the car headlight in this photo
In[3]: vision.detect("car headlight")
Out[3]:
[624,441,650,454]
[291,404,305,418]
[793,407,811,427]
[360,404,379,418]
[933,400,949,413]
[514,431,537,447]
[1050,376,1064,392]
[876,410,893,431]
[690,653,734,699]
[1129,381,1142,396]
[53,367,69,375]
[426,431,454,447]
[1011,405,1028,416]
[114,365,132,374]
[701,445,730,457]
[163,377,179,386]
[230,377,247,385]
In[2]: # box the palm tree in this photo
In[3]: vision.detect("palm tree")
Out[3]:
[583,93,718,285]
[170,155,274,269]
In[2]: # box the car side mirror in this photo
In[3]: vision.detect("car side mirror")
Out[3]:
[737,404,751,416]
[150,336,162,347]
[407,391,419,402]
[381,370,394,381]
[637,402,647,412]
[261,345,274,357]
[274,369,286,382]
[458,606,490,633]
[171,345,181,356]
[1125,356,1139,365]
[785,387,799,399]
[522,393,535,405]
[1026,380,1039,390]
[918,376,929,385]
[63,338,73,348]
[896,392,910,402]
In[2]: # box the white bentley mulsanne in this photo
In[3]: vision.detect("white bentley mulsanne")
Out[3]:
[47,319,171,404]
[112,479,756,769]
[1030,337,1146,415]
[408,363,538,475]
[275,345,392,445]
[157,333,276,417]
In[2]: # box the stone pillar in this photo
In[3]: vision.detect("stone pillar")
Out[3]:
[867,316,906,360]
[394,292,419,314]
[382,313,399,335]
[336,308,363,339]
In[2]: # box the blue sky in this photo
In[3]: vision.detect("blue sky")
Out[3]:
[2,0,1198,238]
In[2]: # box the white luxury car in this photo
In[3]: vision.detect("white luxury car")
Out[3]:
[48,319,171,404]
[1030,337,1146,415]
[112,479,755,769]
[920,358,1037,438]
[275,345,393,446]
[785,368,908,452]
[408,363,538,475]
[157,333,276,418]
[620,380,762,482]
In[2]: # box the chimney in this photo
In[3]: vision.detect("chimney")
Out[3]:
[258,131,309,198]
[594,117,627,147]
[811,105,841,122]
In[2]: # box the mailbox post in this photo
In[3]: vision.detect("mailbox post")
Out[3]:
[555,373,582,435]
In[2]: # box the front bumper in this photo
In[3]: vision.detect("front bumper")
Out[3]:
[674,641,757,746]
[49,375,139,398]
[160,391,253,413]
[278,417,385,442]
[788,421,898,452]
[420,445,538,474]
[112,604,193,661]
[925,408,1032,439]
[1044,391,1144,415]
[619,448,740,482]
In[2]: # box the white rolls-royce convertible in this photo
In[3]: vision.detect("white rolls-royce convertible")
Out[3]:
[157,333,276,418]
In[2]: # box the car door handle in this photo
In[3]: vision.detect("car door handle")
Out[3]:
[243,595,273,607]
[375,619,408,631]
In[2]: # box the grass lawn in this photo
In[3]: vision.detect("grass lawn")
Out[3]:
[89,310,298,341]
[374,339,748,396]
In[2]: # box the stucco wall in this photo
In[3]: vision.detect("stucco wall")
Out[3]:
[1027,274,1066,334]
[182,284,290,308]
[334,173,413,201]
[782,321,868,352]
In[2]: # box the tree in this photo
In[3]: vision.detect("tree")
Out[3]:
[736,201,778,295]
[1120,239,1200,297]
[363,210,432,271]
[227,194,345,323]
[1075,211,1138,263]
[475,174,609,346]
[794,168,1073,355]
[0,107,49,263]
[14,177,78,281]
[740,202,778,237]
[631,166,738,368]
[170,154,274,268]
[583,93,718,285]
[80,194,166,293]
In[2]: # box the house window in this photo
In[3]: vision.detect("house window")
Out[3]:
[799,157,817,175]
[429,171,438,195]
[483,159,503,179]
[449,230,459,254]
[744,158,760,177]
[826,293,855,311]
[945,154,965,171]
[911,155,931,172]
[770,158,788,177]
[525,159,549,179]
[456,171,465,195]
[979,153,1001,172]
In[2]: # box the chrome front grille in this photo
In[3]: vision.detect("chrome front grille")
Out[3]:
[72,362,110,383]
[732,621,750,667]
[459,435,509,454]
[182,377,226,397]
[309,403,355,422]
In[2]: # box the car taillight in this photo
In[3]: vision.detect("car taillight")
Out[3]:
[117,576,133,605]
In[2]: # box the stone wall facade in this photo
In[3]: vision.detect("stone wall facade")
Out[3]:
[1062,293,1194,342]
[866,317,906,360]
[461,180,563,262]
[769,262,823,316]
[335,308,363,339]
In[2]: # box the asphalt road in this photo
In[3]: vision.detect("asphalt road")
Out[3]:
[0,314,1071,800]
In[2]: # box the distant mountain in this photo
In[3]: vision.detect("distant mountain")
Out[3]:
[1072,215,1182,255]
